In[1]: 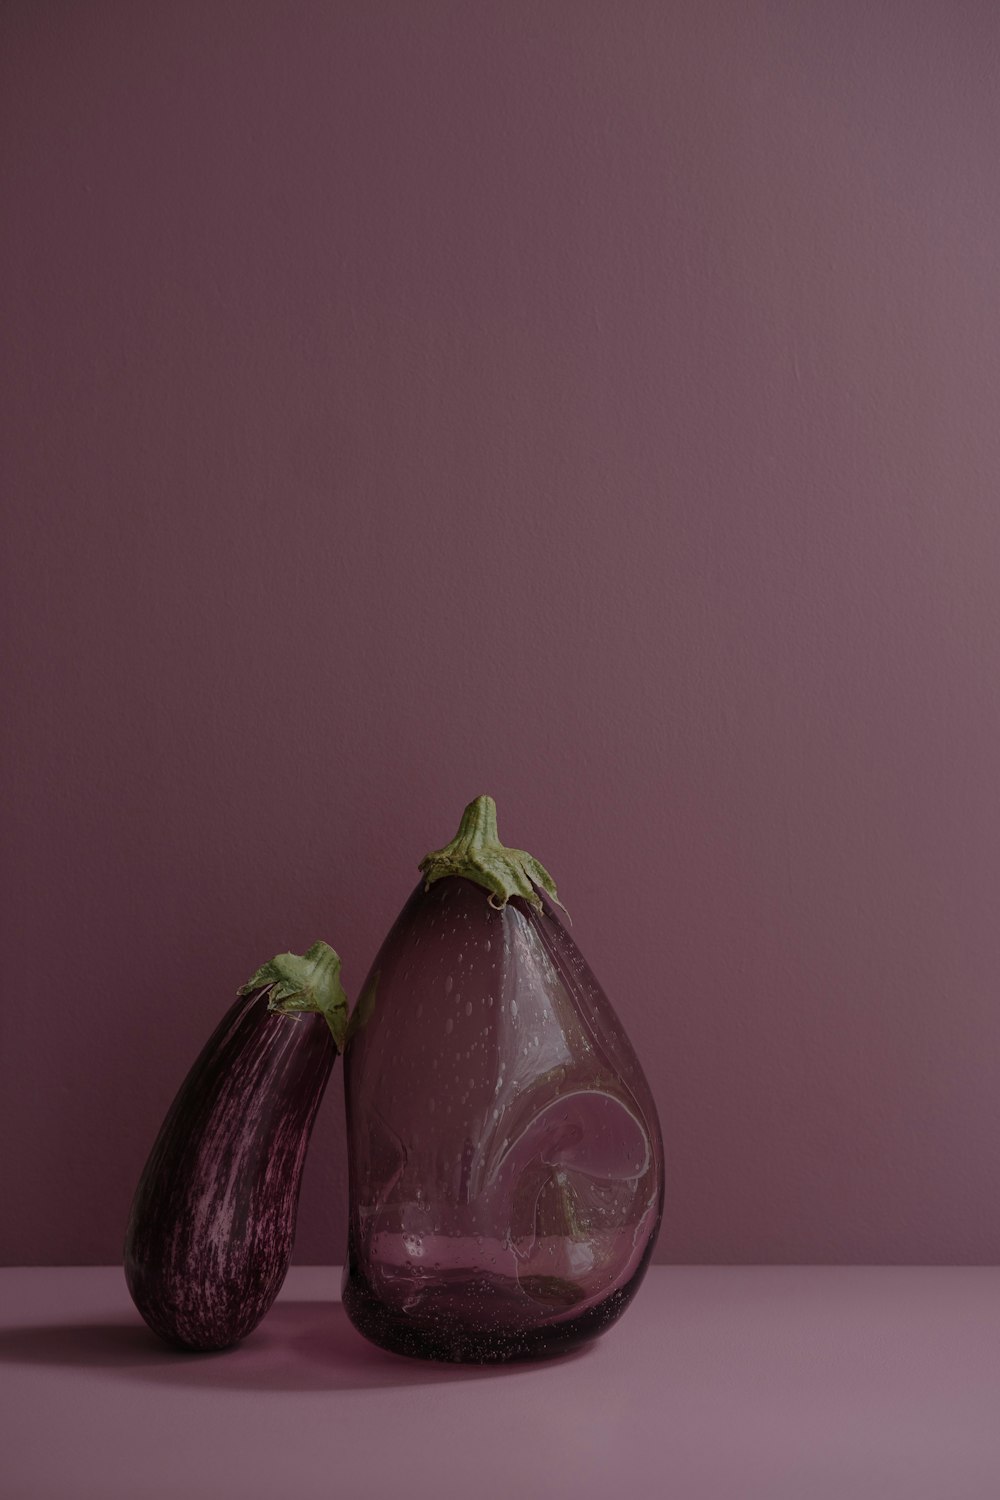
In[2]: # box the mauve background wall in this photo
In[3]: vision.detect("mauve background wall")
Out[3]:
[3,0,1000,1266]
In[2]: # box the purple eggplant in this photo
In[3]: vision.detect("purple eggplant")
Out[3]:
[124,942,347,1351]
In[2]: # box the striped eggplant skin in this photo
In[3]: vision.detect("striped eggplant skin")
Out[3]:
[124,988,336,1351]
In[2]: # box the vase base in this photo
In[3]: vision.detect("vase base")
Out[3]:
[341,1259,649,1364]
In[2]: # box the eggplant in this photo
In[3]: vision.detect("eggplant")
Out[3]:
[124,942,348,1351]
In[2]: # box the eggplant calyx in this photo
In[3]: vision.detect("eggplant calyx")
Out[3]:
[418,794,565,914]
[239,940,350,1051]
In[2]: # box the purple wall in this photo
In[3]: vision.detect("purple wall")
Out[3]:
[4,1,1000,1266]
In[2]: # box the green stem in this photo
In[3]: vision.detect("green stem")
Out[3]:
[418,795,564,913]
[239,940,350,1051]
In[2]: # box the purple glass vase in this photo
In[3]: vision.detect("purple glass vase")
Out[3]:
[341,798,664,1362]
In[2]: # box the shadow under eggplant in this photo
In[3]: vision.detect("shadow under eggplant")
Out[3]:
[0,1299,592,1392]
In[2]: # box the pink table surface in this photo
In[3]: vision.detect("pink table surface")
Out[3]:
[2,1266,999,1499]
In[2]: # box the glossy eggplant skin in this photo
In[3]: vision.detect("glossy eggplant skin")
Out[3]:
[124,989,335,1351]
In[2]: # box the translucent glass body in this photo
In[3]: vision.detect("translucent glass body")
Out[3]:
[342,877,664,1362]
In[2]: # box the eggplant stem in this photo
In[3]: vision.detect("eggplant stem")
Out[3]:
[419,795,567,916]
[238,941,350,1052]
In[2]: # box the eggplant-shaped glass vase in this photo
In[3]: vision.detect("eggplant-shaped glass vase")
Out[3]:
[341,797,664,1362]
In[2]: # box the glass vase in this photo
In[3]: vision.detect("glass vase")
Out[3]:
[341,868,664,1363]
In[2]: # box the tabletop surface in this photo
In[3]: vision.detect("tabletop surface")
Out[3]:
[2,1265,999,1500]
